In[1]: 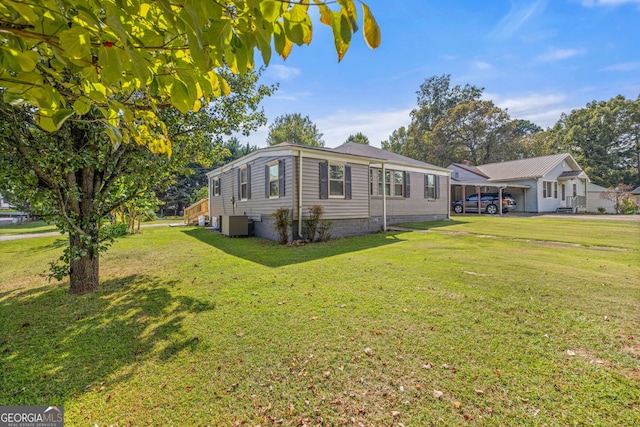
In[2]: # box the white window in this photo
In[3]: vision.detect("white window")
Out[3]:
[394,171,404,197]
[240,166,248,200]
[543,181,558,199]
[268,162,279,198]
[425,174,436,199]
[329,164,344,197]
[212,177,220,196]
[369,168,374,196]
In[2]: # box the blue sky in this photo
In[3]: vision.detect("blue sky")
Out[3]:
[242,0,640,148]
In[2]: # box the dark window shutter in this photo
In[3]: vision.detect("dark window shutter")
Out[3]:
[265,164,270,198]
[237,168,241,200]
[319,162,328,199]
[345,164,352,199]
[279,159,285,197]
[247,165,251,199]
[424,174,428,199]
[435,175,441,199]
[405,172,410,198]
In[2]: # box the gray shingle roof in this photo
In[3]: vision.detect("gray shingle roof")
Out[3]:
[476,153,577,181]
[332,142,447,171]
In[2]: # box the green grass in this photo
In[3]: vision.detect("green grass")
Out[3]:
[1,217,639,426]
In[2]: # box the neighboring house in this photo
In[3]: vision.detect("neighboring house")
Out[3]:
[206,142,451,241]
[0,192,12,209]
[447,153,590,213]
[586,183,617,214]
[632,186,640,207]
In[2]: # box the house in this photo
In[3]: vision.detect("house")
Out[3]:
[586,183,617,214]
[206,142,451,241]
[447,153,590,213]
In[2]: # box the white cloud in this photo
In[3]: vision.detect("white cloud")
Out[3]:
[473,61,493,70]
[580,0,640,7]
[266,64,301,81]
[489,0,548,39]
[489,92,576,128]
[603,62,640,71]
[315,109,413,148]
[536,48,585,62]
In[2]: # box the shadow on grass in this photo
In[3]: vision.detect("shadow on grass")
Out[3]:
[0,274,215,405]
[181,228,409,267]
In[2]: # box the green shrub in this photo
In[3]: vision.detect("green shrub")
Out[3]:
[271,207,291,244]
[317,219,332,242]
[304,205,324,242]
[597,206,607,214]
[617,197,639,214]
[101,222,129,239]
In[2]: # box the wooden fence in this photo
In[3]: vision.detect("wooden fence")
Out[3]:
[183,198,209,225]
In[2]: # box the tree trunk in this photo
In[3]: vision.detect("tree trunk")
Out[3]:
[68,233,100,294]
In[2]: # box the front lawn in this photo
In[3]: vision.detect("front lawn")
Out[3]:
[1,217,638,426]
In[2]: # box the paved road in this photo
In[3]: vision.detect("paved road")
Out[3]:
[0,223,185,242]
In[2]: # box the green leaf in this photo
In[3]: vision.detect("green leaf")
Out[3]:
[6,0,38,25]
[73,99,92,115]
[52,109,75,129]
[361,2,381,49]
[329,12,350,62]
[98,45,123,86]
[13,50,39,72]
[105,123,123,145]
[59,27,93,59]
[259,0,281,23]
[171,80,191,114]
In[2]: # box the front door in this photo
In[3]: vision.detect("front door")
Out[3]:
[561,184,566,206]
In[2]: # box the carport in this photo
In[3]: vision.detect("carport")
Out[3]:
[451,181,530,214]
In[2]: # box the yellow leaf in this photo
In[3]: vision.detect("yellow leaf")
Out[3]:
[361,2,381,49]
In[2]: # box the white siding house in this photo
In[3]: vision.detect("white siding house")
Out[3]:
[448,153,590,213]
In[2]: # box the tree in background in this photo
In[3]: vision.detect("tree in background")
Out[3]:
[554,95,639,188]
[430,100,518,166]
[0,0,381,294]
[383,74,485,164]
[381,126,408,153]
[266,113,325,147]
[345,132,370,144]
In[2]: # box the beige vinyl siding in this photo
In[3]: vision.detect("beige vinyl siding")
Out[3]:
[370,171,449,217]
[209,156,295,218]
[300,157,369,219]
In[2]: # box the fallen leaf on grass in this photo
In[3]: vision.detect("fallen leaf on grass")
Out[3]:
[311,316,318,321]
[236,333,244,338]
[186,386,192,391]
[364,348,373,356]
[475,389,484,395]
[422,363,433,369]
[433,390,444,399]
[391,411,401,417]
[566,350,576,356]
[454,401,461,409]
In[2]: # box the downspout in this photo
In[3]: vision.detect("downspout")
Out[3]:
[446,175,451,220]
[382,163,387,231]
[298,150,303,238]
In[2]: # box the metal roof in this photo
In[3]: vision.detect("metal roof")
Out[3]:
[476,153,580,181]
